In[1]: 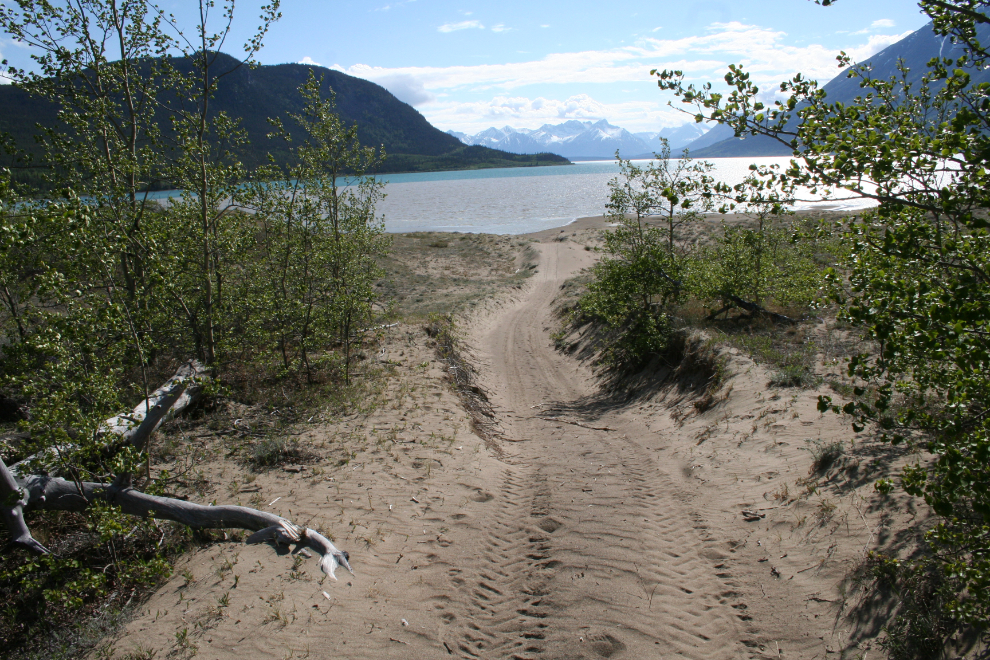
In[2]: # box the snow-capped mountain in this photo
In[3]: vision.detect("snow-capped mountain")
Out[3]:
[448,120,710,159]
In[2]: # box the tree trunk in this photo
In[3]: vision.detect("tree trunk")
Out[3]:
[724,294,798,324]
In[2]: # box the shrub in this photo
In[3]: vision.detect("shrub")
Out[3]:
[768,365,818,389]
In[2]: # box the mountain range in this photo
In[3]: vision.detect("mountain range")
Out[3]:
[683,19,990,157]
[0,53,567,183]
[448,120,709,160]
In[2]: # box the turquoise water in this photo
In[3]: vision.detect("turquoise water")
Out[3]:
[143,158,874,235]
[374,158,873,235]
[370,160,618,185]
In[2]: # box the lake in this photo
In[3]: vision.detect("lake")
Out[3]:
[373,157,875,235]
[142,156,875,235]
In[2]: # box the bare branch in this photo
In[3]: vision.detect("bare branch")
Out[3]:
[0,457,49,554]
[17,473,352,577]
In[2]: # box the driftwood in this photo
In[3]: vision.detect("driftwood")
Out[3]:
[9,360,209,478]
[0,361,352,579]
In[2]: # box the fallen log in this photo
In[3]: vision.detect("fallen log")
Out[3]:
[10,470,351,577]
[9,360,209,477]
[0,361,352,579]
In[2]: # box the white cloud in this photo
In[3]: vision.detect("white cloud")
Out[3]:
[423,93,691,133]
[845,31,914,63]
[374,0,416,11]
[344,52,721,94]
[344,22,882,96]
[298,56,322,67]
[337,21,916,132]
[376,73,436,106]
[438,20,484,33]
[540,24,550,28]
[851,18,896,35]
[491,24,511,33]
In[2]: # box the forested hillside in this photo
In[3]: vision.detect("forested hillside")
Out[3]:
[0,52,568,182]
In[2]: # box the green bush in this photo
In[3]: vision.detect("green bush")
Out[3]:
[655,1,990,646]
[578,146,715,367]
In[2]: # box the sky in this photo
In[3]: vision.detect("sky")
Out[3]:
[0,1,929,134]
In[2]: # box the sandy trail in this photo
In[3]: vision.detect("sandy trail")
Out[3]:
[449,240,744,659]
[110,225,899,660]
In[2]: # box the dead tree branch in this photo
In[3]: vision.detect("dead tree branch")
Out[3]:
[0,361,352,579]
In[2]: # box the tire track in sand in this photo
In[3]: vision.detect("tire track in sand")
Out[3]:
[446,241,747,659]
[448,464,553,659]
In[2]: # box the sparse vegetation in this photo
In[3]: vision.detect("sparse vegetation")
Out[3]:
[0,2,372,655]
[250,437,307,469]
[424,314,500,454]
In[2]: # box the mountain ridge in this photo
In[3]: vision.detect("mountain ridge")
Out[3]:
[0,53,569,183]
[449,119,709,159]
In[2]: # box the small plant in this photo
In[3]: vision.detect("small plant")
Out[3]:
[251,436,305,468]
[814,498,837,526]
[875,477,895,495]
[174,627,196,655]
[769,481,790,503]
[867,551,901,587]
[804,437,844,474]
[215,551,237,578]
[121,646,159,660]
[768,365,818,389]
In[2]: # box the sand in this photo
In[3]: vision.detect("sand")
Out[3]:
[104,221,924,660]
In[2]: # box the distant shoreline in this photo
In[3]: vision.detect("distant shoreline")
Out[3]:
[391,208,864,239]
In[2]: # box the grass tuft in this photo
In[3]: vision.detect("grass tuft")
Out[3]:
[250,436,306,469]
[804,437,844,474]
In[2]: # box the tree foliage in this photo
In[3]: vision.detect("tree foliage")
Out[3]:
[579,143,715,365]
[239,74,390,382]
[690,167,824,317]
[0,2,382,649]
[653,0,990,640]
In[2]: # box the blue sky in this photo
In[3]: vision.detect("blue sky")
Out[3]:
[1,1,929,133]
